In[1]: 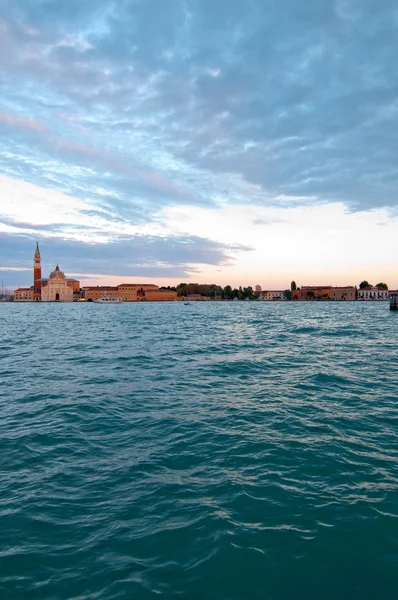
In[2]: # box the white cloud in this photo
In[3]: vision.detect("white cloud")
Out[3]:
[0,174,166,242]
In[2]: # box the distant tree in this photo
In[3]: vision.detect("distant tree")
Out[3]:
[210,284,223,297]
[306,290,315,299]
[232,288,239,298]
[1,286,13,300]
[198,284,211,296]
[285,289,292,300]
[359,281,370,289]
[223,285,232,299]
[189,283,200,295]
[243,286,254,299]
[176,283,187,297]
[291,281,297,291]
[376,282,388,289]
[238,286,243,299]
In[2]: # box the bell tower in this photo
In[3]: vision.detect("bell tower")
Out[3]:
[33,242,42,301]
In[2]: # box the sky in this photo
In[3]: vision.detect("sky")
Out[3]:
[1,0,398,290]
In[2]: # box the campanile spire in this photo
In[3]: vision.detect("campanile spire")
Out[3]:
[33,242,42,301]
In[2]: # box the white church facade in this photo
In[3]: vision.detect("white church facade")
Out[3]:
[40,265,74,302]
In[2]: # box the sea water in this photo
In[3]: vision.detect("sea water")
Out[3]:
[1,301,397,599]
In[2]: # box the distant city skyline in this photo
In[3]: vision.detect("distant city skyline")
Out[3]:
[1,1,398,289]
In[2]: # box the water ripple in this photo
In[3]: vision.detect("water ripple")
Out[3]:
[1,302,398,599]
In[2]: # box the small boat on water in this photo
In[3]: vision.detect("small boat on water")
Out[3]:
[93,296,123,304]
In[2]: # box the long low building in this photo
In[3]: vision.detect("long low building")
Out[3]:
[293,286,333,300]
[293,286,356,300]
[83,284,177,302]
[117,283,159,301]
[144,289,178,301]
[83,284,157,302]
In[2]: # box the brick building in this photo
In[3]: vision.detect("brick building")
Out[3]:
[143,289,177,301]
[292,286,332,300]
[83,283,160,302]
[292,286,357,301]
[83,287,121,301]
[331,286,357,300]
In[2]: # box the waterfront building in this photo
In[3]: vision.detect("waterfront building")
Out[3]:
[262,290,287,301]
[357,286,389,301]
[40,265,74,302]
[83,284,160,302]
[144,289,177,301]
[13,244,80,302]
[331,286,357,300]
[83,286,120,301]
[38,267,80,301]
[292,286,358,301]
[14,288,34,302]
[118,283,158,302]
[292,286,332,300]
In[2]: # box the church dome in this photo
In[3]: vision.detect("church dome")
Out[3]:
[49,264,66,279]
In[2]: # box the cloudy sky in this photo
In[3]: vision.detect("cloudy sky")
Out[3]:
[1,0,398,289]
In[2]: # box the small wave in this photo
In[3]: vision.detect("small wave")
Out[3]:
[1,301,397,599]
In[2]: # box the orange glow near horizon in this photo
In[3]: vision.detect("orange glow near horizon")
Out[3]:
[69,268,398,291]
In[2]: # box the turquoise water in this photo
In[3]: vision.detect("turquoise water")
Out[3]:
[1,302,397,599]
